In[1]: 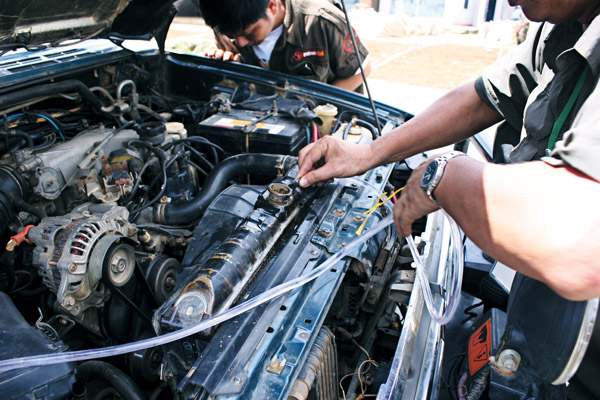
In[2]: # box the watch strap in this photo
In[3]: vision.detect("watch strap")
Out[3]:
[422,151,466,206]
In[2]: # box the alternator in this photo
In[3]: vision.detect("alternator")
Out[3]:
[28,204,137,316]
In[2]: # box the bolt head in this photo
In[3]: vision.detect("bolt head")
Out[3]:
[111,257,127,273]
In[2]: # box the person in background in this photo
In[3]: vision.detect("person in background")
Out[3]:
[197,0,371,92]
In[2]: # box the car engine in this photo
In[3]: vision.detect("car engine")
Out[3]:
[0,40,424,399]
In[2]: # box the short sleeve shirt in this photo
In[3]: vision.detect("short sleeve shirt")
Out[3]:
[214,0,369,87]
[475,17,600,182]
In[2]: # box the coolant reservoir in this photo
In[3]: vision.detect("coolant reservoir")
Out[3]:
[332,122,372,144]
[313,104,338,135]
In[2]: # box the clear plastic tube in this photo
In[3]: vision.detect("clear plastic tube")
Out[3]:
[0,177,463,371]
[0,214,394,373]
[407,211,463,325]
[348,175,464,325]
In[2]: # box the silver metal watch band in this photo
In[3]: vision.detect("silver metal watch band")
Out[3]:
[422,151,466,206]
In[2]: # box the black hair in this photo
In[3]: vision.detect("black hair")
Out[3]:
[198,0,271,36]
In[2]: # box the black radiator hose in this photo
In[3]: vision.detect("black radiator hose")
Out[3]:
[0,79,104,112]
[154,153,296,225]
[0,166,28,235]
[72,360,145,400]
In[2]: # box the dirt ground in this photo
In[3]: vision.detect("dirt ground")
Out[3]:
[166,16,515,91]
[364,37,504,90]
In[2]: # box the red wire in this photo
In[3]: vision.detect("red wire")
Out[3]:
[312,121,319,142]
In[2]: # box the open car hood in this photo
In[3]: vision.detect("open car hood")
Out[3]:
[0,0,176,50]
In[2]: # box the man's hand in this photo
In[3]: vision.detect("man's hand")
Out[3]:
[203,48,241,62]
[297,136,375,187]
[393,159,441,237]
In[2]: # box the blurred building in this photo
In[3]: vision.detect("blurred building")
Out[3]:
[364,0,519,26]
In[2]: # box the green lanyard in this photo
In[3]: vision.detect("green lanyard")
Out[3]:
[546,64,590,155]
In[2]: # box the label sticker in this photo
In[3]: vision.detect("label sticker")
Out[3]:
[468,318,492,376]
[212,118,285,134]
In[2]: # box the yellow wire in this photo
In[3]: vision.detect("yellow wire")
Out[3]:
[355,187,404,235]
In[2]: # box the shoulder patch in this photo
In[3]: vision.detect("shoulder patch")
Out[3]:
[342,32,359,53]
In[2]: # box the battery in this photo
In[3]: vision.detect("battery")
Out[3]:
[198,109,307,155]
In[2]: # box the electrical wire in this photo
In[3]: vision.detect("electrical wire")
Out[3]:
[0,113,65,141]
[306,125,311,144]
[312,121,319,143]
[351,176,464,326]
[129,154,181,217]
[338,0,382,137]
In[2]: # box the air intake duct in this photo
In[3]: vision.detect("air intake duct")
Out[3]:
[0,166,28,234]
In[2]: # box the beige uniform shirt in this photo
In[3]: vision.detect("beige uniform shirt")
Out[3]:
[475,17,600,182]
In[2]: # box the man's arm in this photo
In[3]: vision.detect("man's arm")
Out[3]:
[297,80,502,187]
[331,58,372,91]
[394,156,600,301]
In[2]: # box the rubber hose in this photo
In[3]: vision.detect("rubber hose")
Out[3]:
[0,80,104,112]
[0,166,28,234]
[342,121,353,140]
[0,130,33,148]
[356,119,379,139]
[73,360,145,400]
[155,153,296,225]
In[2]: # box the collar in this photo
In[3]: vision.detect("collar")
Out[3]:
[574,14,600,77]
[281,0,303,48]
[546,15,600,78]
[543,21,582,72]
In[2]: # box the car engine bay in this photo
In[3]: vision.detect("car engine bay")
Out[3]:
[0,39,428,399]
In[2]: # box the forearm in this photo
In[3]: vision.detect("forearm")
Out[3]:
[331,58,372,92]
[370,80,502,165]
[297,79,502,187]
[435,158,600,300]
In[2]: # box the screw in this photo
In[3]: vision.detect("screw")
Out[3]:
[493,349,521,376]
[69,263,77,272]
[334,209,344,217]
[503,358,516,370]
[354,216,365,222]
[62,296,75,309]
[232,377,242,385]
[320,228,332,237]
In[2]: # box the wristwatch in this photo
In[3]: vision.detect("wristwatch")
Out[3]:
[420,151,466,206]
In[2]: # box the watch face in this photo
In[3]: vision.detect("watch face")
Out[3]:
[421,160,438,187]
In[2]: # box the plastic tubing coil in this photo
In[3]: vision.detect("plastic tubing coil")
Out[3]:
[407,211,463,326]
[349,176,464,326]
